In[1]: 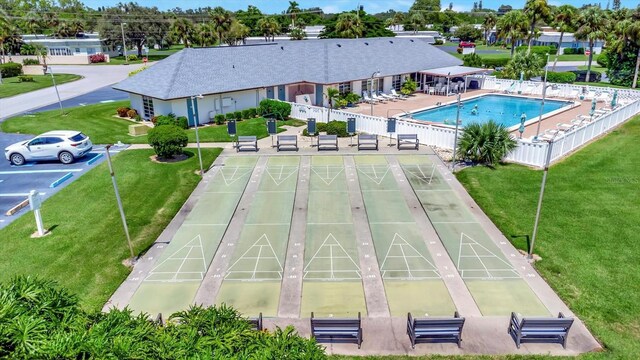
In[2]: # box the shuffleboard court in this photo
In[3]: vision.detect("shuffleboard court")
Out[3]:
[398,155,549,316]
[301,156,366,317]
[216,157,299,316]
[128,157,258,316]
[355,155,455,316]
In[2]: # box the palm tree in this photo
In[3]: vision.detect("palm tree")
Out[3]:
[393,12,405,31]
[456,120,517,166]
[23,11,42,37]
[210,7,233,46]
[551,5,577,71]
[482,13,497,45]
[257,17,279,42]
[289,27,306,40]
[286,1,301,28]
[409,12,425,34]
[196,23,216,47]
[497,10,529,57]
[225,20,250,46]
[327,88,340,108]
[335,13,363,38]
[611,9,640,88]
[171,18,195,48]
[502,51,546,79]
[574,6,608,82]
[0,8,13,63]
[523,0,551,54]
[56,21,73,38]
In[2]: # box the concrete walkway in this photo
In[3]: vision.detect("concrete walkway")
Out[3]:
[0,64,147,120]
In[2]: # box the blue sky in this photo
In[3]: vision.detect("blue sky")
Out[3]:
[83,0,638,13]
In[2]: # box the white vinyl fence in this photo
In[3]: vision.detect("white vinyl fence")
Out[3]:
[286,80,640,168]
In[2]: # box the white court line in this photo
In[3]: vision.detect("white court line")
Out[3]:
[369,221,414,224]
[307,222,352,225]
[432,221,478,224]
[244,223,291,226]
[0,192,46,197]
[0,169,83,175]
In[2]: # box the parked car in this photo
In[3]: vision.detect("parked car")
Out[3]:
[4,131,93,166]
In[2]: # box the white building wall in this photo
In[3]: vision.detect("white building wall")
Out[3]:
[382,76,392,93]
[153,99,172,117]
[129,94,143,116]
[352,81,362,97]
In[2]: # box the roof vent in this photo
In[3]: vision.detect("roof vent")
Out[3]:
[337,44,341,47]
[410,39,414,42]
[232,65,235,69]
[364,42,369,45]
[280,46,284,50]
[389,40,393,44]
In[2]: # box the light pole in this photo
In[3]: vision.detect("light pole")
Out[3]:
[191,95,205,176]
[46,65,63,115]
[528,133,557,261]
[105,144,136,265]
[533,54,551,140]
[120,22,128,65]
[370,70,380,116]
[451,93,462,171]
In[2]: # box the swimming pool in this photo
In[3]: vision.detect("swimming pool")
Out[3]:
[408,95,573,128]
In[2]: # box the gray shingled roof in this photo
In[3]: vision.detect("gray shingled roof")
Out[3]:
[113,37,462,100]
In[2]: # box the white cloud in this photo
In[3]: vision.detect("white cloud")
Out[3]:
[322,5,341,13]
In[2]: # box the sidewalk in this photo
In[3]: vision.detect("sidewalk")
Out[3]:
[0,64,147,120]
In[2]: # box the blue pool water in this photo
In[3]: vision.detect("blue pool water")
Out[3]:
[409,95,572,127]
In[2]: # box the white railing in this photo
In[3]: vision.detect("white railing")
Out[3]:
[286,84,640,168]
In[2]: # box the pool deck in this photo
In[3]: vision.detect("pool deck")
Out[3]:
[347,90,602,139]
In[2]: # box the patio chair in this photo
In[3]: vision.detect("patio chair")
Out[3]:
[522,84,535,95]
[378,92,397,101]
[505,82,517,94]
[390,89,408,99]
[566,89,580,99]
[546,87,560,98]
[556,123,574,131]
[362,92,379,104]
[584,90,597,100]
[595,92,610,103]
[371,92,387,103]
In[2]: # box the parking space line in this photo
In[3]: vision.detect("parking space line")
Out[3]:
[0,169,83,175]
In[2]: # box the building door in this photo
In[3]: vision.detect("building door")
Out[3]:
[315,84,323,106]
[278,85,286,101]
[266,87,275,99]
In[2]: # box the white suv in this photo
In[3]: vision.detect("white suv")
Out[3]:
[4,131,93,166]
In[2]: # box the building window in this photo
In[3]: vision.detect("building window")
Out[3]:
[48,48,72,56]
[337,82,351,95]
[392,75,402,91]
[142,96,154,119]
[361,80,369,95]
[376,78,384,93]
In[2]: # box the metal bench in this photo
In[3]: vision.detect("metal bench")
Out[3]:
[310,312,362,348]
[357,134,378,151]
[317,134,339,151]
[247,313,263,331]
[277,135,298,152]
[236,135,258,152]
[407,312,465,348]
[397,134,419,150]
[508,312,574,349]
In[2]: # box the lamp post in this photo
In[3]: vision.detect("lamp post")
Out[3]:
[191,94,205,176]
[528,132,557,261]
[370,70,381,116]
[105,144,136,265]
[533,54,551,140]
[45,66,63,115]
[121,22,128,65]
[451,93,462,171]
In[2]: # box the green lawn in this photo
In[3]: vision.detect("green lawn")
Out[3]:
[0,148,221,311]
[1,100,304,144]
[0,73,81,98]
[454,116,640,357]
[96,54,171,65]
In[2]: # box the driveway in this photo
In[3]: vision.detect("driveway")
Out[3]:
[0,64,147,120]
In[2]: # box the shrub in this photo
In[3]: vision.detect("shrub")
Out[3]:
[147,125,188,158]
[596,52,608,68]
[241,109,251,119]
[89,53,106,63]
[247,107,257,118]
[456,47,463,54]
[454,24,482,42]
[501,52,545,80]
[456,120,517,166]
[303,122,327,136]
[571,70,602,82]
[481,57,510,69]
[176,116,189,129]
[126,109,138,118]
[126,54,138,61]
[0,62,23,78]
[116,107,131,117]
[233,111,242,121]
[151,115,159,124]
[154,113,188,129]
[214,114,226,125]
[463,53,483,68]
[135,115,142,122]
[546,71,577,84]
[344,92,361,104]
[401,78,417,95]
[516,45,553,56]
[128,66,147,77]
[22,58,40,65]
[259,99,292,119]
[563,47,584,55]
[17,75,35,82]
[325,120,350,137]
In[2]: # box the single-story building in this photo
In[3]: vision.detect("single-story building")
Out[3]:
[532,32,604,54]
[17,33,109,65]
[113,37,463,124]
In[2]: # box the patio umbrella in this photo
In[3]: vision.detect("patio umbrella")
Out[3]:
[519,113,527,138]
[611,90,618,108]
[518,72,524,94]
[589,97,597,120]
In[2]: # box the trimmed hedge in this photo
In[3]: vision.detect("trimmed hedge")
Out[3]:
[563,47,585,55]
[155,113,189,129]
[571,70,602,82]
[22,58,40,65]
[259,99,292,119]
[18,75,35,82]
[147,124,188,158]
[0,62,23,78]
[482,57,510,69]
[516,45,554,56]
[214,114,225,125]
[89,53,106,63]
[546,71,577,84]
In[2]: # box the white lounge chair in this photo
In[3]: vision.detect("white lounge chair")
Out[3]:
[505,82,517,94]
[557,123,574,131]
[566,89,580,99]
[378,92,397,101]
[596,92,610,102]
[546,87,560,98]
[390,89,408,99]
[584,90,597,100]
[371,92,387,102]
[522,84,535,95]
[362,92,379,104]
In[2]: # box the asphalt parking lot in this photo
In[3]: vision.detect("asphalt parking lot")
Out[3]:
[0,132,126,230]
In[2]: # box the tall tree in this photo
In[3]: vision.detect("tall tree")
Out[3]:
[0,7,12,63]
[482,13,497,45]
[286,1,300,28]
[574,6,608,82]
[170,18,195,48]
[408,12,425,34]
[497,10,529,57]
[196,23,216,47]
[392,12,405,31]
[612,8,640,87]
[257,17,279,42]
[523,0,551,54]
[210,6,233,46]
[551,5,577,71]
[612,0,621,10]
[335,13,363,38]
[225,20,249,45]
[410,0,441,12]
